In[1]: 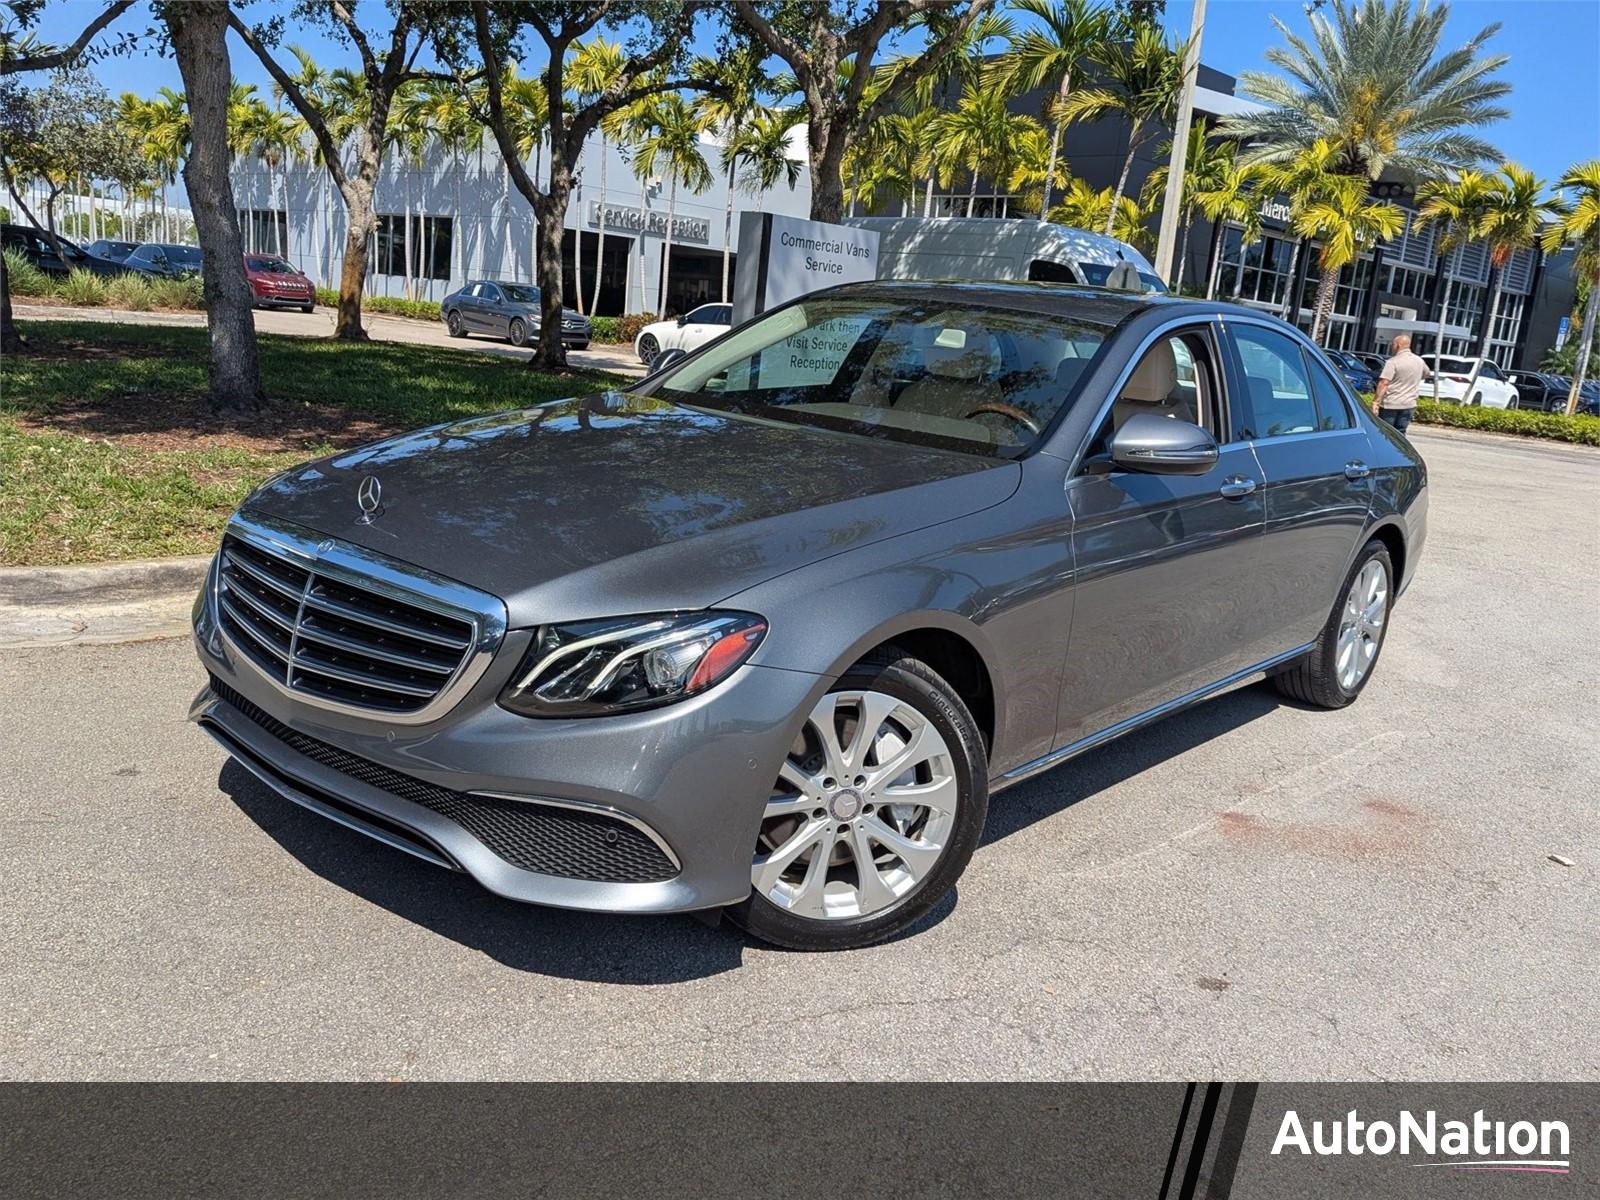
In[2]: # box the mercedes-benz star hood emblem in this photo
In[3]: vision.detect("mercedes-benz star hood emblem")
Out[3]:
[356,475,383,524]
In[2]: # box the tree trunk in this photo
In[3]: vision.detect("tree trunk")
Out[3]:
[1566,271,1599,415]
[531,177,570,370]
[335,175,375,340]
[923,172,934,218]
[453,148,464,288]
[1432,266,1452,399]
[808,121,848,224]
[591,138,607,315]
[167,1,266,414]
[660,175,678,317]
[402,171,414,301]
[721,156,735,303]
[1,247,20,354]
[1204,216,1225,299]
[1174,207,1191,294]
[1310,260,1338,344]
[1106,120,1142,237]
[966,169,977,218]
[1462,265,1505,404]
[1279,236,1304,320]
[573,177,584,314]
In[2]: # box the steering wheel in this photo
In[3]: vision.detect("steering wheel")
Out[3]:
[965,400,1041,436]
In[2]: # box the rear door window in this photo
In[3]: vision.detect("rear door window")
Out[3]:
[1229,325,1319,439]
[1305,354,1355,431]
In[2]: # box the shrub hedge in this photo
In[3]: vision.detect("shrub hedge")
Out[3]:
[1411,398,1600,446]
[4,249,51,297]
[616,312,657,345]
[587,315,622,343]
[58,269,109,306]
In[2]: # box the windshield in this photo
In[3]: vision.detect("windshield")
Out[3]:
[500,284,539,303]
[246,256,295,273]
[1435,356,1478,374]
[650,296,1111,458]
[1075,261,1165,293]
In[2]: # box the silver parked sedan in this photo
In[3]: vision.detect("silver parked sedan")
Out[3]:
[191,281,1427,950]
[441,279,591,349]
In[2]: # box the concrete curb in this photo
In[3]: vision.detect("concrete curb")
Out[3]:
[0,555,211,607]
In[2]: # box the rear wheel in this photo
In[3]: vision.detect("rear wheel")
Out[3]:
[1275,539,1393,709]
[638,333,659,365]
[508,318,528,347]
[728,649,988,951]
[446,310,465,338]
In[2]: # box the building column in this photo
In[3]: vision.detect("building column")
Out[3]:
[1356,243,1386,352]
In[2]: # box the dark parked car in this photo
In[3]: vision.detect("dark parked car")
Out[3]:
[84,238,141,262]
[1324,349,1378,395]
[1,223,125,277]
[441,279,591,349]
[191,281,1428,950]
[123,242,203,279]
[1507,371,1566,412]
[1350,351,1387,376]
[243,254,316,312]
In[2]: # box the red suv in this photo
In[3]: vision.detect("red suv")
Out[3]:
[243,254,316,312]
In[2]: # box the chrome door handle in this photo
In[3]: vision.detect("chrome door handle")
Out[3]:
[1344,460,1371,480]
[1219,476,1257,499]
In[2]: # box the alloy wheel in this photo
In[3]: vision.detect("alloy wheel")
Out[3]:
[1336,558,1388,690]
[639,333,659,364]
[752,689,959,922]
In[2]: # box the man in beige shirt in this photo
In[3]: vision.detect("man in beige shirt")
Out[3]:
[1373,334,1431,434]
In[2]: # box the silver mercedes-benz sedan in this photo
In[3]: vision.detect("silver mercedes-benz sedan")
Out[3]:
[191,281,1427,950]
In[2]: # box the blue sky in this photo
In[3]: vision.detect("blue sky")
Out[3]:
[30,0,1600,184]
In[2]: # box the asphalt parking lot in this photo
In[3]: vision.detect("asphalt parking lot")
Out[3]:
[2,427,1596,1082]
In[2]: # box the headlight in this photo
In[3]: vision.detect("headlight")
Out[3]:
[498,611,767,717]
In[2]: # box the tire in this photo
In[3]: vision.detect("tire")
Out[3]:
[727,648,989,951]
[446,310,465,338]
[508,318,528,347]
[1274,538,1395,710]
[300,303,314,314]
[572,341,590,352]
[638,333,659,365]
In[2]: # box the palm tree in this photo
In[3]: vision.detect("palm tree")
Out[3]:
[1141,124,1233,294]
[1057,20,1189,236]
[238,100,299,257]
[1542,162,1600,415]
[569,37,627,313]
[633,93,712,316]
[1292,177,1404,343]
[388,83,432,300]
[1000,0,1111,219]
[1257,138,1342,321]
[931,77,1042,218]
[1220,0,1509,183]
[274,46,339,285]
[1458,164,1561,401]
[1415,169,1493,393]
[1187,150,1264,300]
[1049,177,1149,250]
[408,78,484,291]
[690,48,769,304]
[118,88,187,242]
[500,63,549,283]
[730,107,805,209]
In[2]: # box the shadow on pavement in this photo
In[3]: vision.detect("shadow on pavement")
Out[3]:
[982,681,1284,846]
[219,760,746,984]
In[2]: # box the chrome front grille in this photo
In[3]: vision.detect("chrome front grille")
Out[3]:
[214,515,506,721]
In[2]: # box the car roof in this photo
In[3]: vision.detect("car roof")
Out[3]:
[808,278,1257,328]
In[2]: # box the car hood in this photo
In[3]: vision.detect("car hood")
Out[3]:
[506,302,584,322]
[254,271,310,285]
[242,391,1020,626]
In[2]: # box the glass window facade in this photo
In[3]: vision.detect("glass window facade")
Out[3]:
[371,214,453,281]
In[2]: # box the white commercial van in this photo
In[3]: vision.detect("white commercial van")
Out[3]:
[843,217,1166,292]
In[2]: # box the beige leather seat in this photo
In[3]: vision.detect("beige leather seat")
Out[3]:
[894,327,1004,423]
[1111,342,1198,429]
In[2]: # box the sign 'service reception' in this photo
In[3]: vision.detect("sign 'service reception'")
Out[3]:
[733,212,879,323]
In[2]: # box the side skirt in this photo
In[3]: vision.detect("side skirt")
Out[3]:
[995,643,1316,791]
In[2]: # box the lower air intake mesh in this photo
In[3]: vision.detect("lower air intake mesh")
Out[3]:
[210,676,678,884]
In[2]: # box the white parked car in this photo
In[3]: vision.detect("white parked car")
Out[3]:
[1427,354,1517,409]
[635,302,733,365]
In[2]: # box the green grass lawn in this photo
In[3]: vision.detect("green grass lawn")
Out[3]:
[1,320,623,566]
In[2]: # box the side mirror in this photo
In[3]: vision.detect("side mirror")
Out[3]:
[676,314,688,327]
[651,347,688,372]
[1109,412,1219,475]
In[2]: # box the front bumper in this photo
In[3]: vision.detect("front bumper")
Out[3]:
[191,600,823,914]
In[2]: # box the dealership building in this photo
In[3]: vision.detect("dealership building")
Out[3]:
[229,132,812,318]
[229,61,1573,368]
